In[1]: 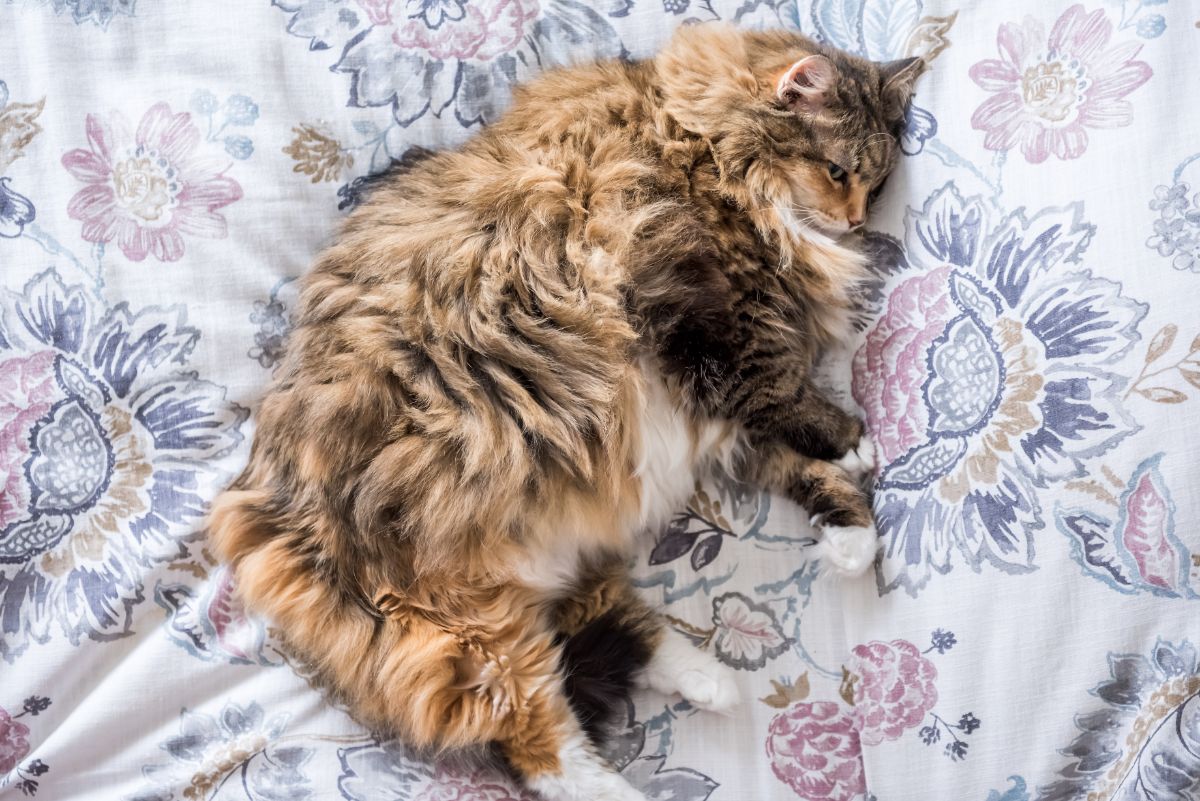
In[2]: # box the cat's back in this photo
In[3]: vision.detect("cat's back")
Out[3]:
[238,56,691,564]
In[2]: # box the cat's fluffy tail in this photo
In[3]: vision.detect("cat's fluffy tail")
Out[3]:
[557,608,654,746]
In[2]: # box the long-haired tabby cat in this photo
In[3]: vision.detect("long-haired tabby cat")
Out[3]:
[211,22,922,801]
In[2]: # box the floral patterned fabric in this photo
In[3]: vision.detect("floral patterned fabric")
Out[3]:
[1,1,1197,799]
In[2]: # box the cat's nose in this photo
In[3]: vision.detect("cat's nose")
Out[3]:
[848,214,864,228]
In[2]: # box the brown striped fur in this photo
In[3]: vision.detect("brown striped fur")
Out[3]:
[210,23,922,800]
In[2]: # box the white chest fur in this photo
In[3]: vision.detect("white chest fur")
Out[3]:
[512,362,738,595]
[632,361,737,535]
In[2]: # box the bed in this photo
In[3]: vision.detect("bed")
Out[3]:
[2,1,1198,799]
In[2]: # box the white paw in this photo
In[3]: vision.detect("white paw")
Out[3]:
[676,665,741,713]
[637,628,741,713]
[812,524,879,577]
[833,433,877,480]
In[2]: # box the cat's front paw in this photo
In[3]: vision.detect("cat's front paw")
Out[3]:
[637,628,741,714]
[812,524,879,577]
[833,432,877,480]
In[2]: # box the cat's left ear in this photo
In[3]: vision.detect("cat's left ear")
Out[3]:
[775,55,837,112]
[879,57,925,120]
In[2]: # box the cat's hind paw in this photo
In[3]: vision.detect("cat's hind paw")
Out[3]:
[637,628,740,714]
[812,524,879,577]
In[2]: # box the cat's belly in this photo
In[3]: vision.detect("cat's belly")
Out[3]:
[633,361,740,535]
[511,363,738,596]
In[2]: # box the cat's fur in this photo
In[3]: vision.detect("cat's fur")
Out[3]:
[210,23,922,801]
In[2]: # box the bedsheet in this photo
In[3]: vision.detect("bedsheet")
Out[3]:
[2,1,1199,799]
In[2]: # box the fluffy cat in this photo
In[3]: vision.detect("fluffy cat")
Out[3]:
[210,22,922,801]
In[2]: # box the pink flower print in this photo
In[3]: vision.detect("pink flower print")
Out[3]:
[0,707,31,774]
[969,4,1152,163]
[850,640,939,746]
[0,350,58,529]
[766,701,866,801]
[62,102,243,262]
[852,265,957,465]
[393,0,540,62]
[355,0,394,25]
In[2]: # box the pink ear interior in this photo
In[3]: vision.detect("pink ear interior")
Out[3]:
[775,55,836,111]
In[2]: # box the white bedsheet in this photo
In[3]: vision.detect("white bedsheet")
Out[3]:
[2,1,1198,799]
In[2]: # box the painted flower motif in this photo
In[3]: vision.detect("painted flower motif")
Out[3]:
[33,0,136,28]
[128,701,309,801]
[283,123,352,183]
[1038,639,1200,801]
[0,270,247,662]
[766,701,865,801]
[1146,168,1200,273]
[156,565,285,666]
[849,640,939,746]
[62,102,243,262]
[390,0,540,61]
[711,592,789,670]
[1057,454,1197,598]
[278,0,629,131]
[414,769,535,801]
[0,697,50,795]
[340,698,716,801]
[339,741,534,801]
[969,4,1152,163]
[0,707,31,774]
[854,184,1146,595]
[0,350,57,529]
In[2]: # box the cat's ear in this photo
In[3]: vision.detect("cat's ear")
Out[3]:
[879,57,925,120]
[775,55,837,112]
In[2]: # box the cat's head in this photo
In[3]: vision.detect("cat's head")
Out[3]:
[658,25,924,238]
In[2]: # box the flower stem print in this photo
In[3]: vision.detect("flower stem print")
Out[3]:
[923,628,957,655]
[919,712,980,761]
[1123,324,1200,403]
[1115,0,1168,39]
[924,142,1007,202]
[1065,461,1124,507]
[189,90,260,161]
[650,484,736,571]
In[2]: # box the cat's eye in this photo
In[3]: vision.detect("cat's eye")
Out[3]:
[827,162,848,184]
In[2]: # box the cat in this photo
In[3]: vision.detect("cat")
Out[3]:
[210,22,922,801]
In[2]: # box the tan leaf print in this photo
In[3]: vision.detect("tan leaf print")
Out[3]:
[0,97,46,172]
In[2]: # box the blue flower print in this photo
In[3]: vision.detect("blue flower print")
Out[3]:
[0,270,247,661]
